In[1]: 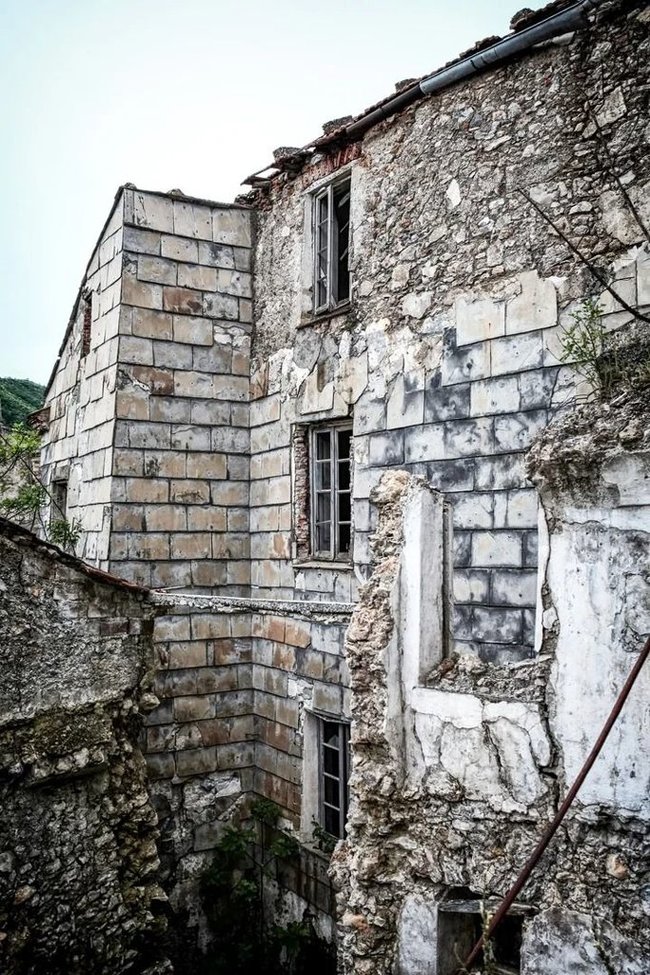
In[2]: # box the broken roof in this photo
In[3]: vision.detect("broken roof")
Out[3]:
[243,0,590,186]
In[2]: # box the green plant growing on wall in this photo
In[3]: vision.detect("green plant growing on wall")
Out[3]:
[559,299,612,397]
[0,424,81,551]
[200,801,335,975]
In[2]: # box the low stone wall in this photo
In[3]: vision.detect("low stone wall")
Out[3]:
[0,517,170,975]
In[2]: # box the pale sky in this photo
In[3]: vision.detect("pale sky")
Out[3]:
[0,0,545,384]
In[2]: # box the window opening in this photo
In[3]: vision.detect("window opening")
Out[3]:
[437,889,526,975]
[310,425,352,560]
[81,292,92,358]
[50,479,68,524]
[319,719,350,840]
[313,177,351,313]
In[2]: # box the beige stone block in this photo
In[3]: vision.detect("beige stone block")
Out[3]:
[203,292,238,320]
[171,532,212,559]
[176,746,217,777]
[131,365,174,396]
[167,641,208,669]
[150,562,192,589]
[213,375,249,402]
[186,453,227,479]
[173,200,212,239]
[119,335,154,365]
[232,351,249,376]
[123,226,161,255]
[122,272,163,310]
[227,561,251,586]
[163,286,203,315]
[227,508,249,532]
[239,298,252,323]
[506,271,558,334]
[112,504,144,531]
[171,425,211,452]
[177,263,218,291]
[116,388,149,420]
[154,614,191,642]
[173,315,214,345]
[125,477,169,503]
[211,481,249,506]
[212,208,251,247]
[456,296,505,346]
[173,695,216,722]
[145,504,187,531]
[132,191,174,233]
[144,450,186,478]
[212,533,249,559]
[112,450,144,477]
[138,255,177,286]
[161,234,199,263]
[128,532,170,560]
[187,507,227,532]
[216,269,252,298]
[174,370,216,399]
[170,479,211,504]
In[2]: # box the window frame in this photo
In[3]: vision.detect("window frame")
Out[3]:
[312,175,351,315]
[308,423,352,562]
[318,718,350,840]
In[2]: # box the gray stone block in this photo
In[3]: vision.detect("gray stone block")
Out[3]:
[471,530,522,567]
[441,341,490,385]
[475,453,528,491]
[424,382,471,422]
[470,375,520,416]
[453,530,472,568]
[453,605,523,644]
[425,459,475,493]
[444,416,493,458]
[491,569,537,607]
[494,410,548,453]
[490,331,544,376]
[368,430,404,466]
[452,492,494,529]
[518,367,560,410]
[523,531,539,567]
[453,569,490,604]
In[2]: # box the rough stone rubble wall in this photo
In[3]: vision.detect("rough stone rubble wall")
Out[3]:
[0,518,169,975]
[251,0,650,664]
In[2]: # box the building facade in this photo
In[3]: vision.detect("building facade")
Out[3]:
[37,0,650,971]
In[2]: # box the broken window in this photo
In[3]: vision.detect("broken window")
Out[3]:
[310,425,352,560]
[319,719,350,839]
[50,479,68,524]
[81,292,92,358]
[313,176,351,313]
[437,889,527,975]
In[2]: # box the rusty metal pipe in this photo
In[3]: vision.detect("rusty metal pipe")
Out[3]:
[459,634,650,973]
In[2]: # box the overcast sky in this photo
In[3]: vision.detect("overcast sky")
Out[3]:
[0,0,545,384]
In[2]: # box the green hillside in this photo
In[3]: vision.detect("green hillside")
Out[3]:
[0,377,46,427]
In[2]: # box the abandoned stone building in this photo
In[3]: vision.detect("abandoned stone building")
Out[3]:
[2,0,650,972]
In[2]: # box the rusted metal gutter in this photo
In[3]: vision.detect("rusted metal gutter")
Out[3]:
[458,633,650,973]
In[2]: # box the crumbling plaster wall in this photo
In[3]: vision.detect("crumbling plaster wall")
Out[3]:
[333,450,649,975]
[0,517,170,975]
[250,0,650,663]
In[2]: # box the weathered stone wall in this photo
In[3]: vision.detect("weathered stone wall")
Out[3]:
[250,0,650,663]
[110,188,253,593]
[0,517,169,975]
[332,384,649,975]
[40,197,124,564]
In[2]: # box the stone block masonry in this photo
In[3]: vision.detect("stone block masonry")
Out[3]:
[111,188,254,592]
